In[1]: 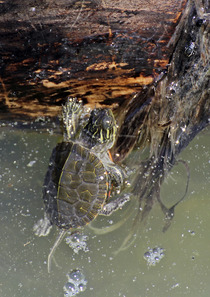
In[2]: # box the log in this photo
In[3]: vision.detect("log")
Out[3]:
[111,0,209,235]
[0,0,188,118]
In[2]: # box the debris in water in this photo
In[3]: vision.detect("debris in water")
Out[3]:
[27,160,36,167]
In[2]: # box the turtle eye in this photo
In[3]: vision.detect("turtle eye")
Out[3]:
[102,117,113,130]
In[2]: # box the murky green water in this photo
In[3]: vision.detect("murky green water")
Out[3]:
[0,122,209,297]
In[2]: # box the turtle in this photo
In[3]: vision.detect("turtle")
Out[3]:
[34,97,129,271]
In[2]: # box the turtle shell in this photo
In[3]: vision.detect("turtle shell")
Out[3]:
[43,141,108,230]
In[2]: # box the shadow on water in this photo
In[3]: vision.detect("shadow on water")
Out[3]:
[0,122,210,297]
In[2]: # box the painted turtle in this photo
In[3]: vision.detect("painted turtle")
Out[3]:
[34,97,129,270]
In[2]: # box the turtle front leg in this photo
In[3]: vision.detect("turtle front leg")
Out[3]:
[104,158,126,186]
[100,194,130,216]
[62,97,83,141]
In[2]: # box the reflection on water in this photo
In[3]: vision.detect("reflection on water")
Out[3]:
[0,123,209,297]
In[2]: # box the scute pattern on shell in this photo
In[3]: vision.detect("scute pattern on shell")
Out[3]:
[43,141,108,229]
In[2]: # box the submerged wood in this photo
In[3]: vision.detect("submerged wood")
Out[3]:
[112,0,209,231]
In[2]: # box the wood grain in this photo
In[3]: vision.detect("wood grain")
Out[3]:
[0,0,187,118]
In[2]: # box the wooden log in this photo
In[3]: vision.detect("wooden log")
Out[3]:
[0,0,188,118]
[112,0,209,162]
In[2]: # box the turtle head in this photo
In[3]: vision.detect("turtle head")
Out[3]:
[83,108,116,150]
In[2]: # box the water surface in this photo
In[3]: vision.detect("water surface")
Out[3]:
[0,122,209,297]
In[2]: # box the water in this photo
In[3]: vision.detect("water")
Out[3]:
[0,122,209,297]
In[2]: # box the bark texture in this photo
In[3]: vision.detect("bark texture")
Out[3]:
[1,0,187,118]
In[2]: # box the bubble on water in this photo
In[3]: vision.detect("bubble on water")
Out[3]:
[78,283,86,292]
[171,283,180,289]
[144,252,151,259]
[68,270,84,283]
[152,248,158,254]
[64,269,87,297]
[65,231,89,253]
[188,230,195,236]
[143,247,165,266]
[64,282,76,294]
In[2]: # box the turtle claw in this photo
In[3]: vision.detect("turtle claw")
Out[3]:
[33,215,52,237]
[63,97,83,141]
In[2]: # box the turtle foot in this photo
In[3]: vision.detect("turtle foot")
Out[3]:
[100,194,130,216]
[62,97,83,140]
[33,214,52,237]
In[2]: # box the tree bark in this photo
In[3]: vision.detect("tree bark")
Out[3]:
[1,0,188,118]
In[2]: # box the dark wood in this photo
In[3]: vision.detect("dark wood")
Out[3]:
[112,0,209,162]
[111,0,209,234]
[0,0,187,118]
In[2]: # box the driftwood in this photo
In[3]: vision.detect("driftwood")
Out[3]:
[1,0,188,118]
[0,0,209,233]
